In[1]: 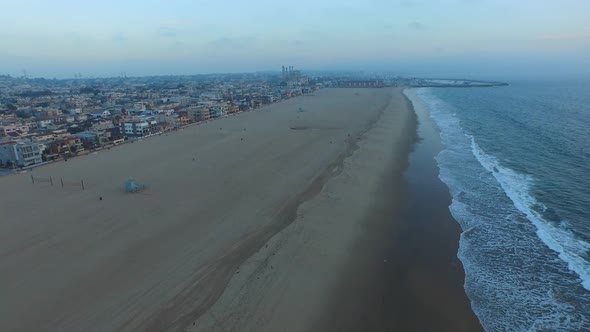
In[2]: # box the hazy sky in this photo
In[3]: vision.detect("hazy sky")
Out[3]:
[1,0,589,78]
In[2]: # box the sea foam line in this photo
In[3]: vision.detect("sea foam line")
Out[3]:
[409,87,590,330]
[469,136,590,291]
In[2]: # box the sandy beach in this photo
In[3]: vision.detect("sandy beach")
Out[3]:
[0,87,479,331]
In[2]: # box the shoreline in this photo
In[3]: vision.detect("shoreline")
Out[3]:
[306,88,483,331]
[0,87,482,331]
[188,87,481,331]
[393,89,483,331]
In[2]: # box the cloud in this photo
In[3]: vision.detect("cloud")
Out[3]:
[408,21,425,30]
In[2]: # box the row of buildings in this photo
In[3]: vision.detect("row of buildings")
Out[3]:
[0,72,320,168]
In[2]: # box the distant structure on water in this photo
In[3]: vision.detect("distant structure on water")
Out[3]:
[339,80,384,88]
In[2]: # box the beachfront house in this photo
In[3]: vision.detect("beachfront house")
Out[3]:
[0,140,44,167]
[186,107,211,122]
[176,111,190,126]
[209,106,224,118]
[74,132,100,149]
[226,104,240,114]
[155,114,183,129]
[43,136,84,160]
[120,119,156,138]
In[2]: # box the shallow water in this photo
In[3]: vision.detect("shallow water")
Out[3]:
[406,80,590,331]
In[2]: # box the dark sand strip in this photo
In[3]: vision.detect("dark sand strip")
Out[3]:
[387,90,483,331]
[310,89,483,332]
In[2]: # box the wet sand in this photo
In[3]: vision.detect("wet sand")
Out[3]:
[305,90,483,332]
[386,90,483,331]
[0,87,481,331]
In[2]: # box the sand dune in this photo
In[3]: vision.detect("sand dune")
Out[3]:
[0,88,413,331]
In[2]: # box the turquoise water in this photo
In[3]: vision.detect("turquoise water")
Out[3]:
[409,80,590,331]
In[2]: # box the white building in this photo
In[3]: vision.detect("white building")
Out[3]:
[120,119,156,137]
[0,140,44,167]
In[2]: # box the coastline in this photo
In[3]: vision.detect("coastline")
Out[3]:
[394,89,483,331]
[304,88,483,331]
[0,87,482,331]
[189,87,482,331]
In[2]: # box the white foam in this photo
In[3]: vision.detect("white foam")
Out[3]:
[407,88,590,331]
[469,135,590,291]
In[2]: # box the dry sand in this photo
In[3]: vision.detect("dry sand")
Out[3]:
[188,89,416,332]
[0,87,478,331]
[0,88,405,331]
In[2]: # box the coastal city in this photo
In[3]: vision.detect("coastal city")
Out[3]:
[0,68,504,172]
[0,68,392,171]
[2,1,588,331]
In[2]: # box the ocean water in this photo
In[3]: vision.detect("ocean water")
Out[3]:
[406,80,590,331]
